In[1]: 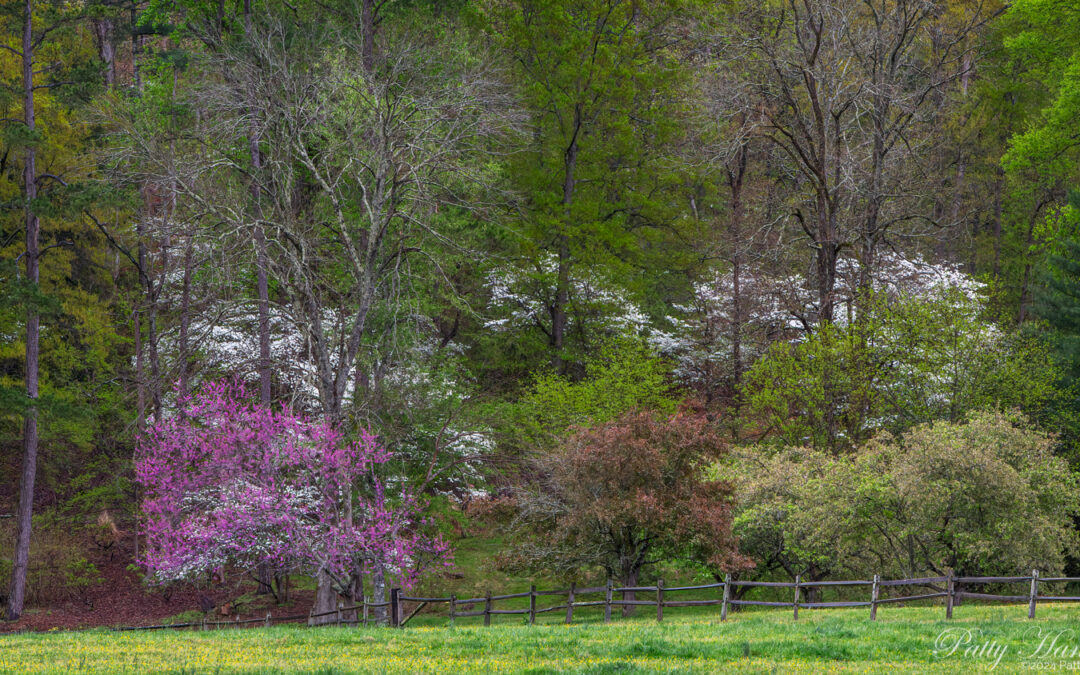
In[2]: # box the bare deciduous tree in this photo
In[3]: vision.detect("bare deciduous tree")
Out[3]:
[733,0,989,323]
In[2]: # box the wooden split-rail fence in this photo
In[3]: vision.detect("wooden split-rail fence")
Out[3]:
[113,570,1080,632]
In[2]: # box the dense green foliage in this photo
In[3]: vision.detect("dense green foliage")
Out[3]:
[744,292,1068,453]
[507,338,678,451]
[727,412,1080,582]
[3,0,1080,622]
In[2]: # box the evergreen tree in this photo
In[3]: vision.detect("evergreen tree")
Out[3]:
[1035,190,1080,384]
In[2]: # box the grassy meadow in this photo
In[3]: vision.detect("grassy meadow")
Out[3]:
[5,603,1080,674]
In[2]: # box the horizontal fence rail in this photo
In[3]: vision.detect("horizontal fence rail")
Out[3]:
[111,569,1080,632]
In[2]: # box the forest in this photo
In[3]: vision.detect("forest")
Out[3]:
[2,0,1080,632]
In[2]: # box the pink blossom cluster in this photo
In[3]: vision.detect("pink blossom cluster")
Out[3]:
[136,380,449,588]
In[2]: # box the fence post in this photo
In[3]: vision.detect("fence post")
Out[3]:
[449,594,456,625]
[336,601,342,627]
[529,585,537,625]
[265,612,271,628]
[604,579,613,623]
[656,579,664,622]
[870,575,880,621]
[721,574,730,621]
[793,575,801,620]
[398,589,405,628]
[484,591,492,627]
[945,572,955,620]
[1029,569,1039,619]
[390,588,401,628]
[565,582,576,624]
[363,595,369,627]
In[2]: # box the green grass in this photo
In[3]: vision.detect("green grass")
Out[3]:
[4,603,1080,673]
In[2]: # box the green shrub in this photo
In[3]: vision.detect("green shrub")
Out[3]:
[725,411,1080,581]
[64,557,103,603]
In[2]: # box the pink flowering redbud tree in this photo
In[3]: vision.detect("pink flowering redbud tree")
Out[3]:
[136,380,449,608]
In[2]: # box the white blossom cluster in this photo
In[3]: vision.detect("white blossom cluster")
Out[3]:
[484,256,649,337]
[485,251,988,400]
[153,300,323,408]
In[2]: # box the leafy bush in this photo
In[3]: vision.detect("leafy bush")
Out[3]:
[502,407,750,595]
[744,291,1066,453]
[505,337,678,452]
[725,411,1080,581]
[64,557,103,603]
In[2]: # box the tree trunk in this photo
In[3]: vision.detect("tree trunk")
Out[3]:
[857,99,886,317]
[7,0,38,621]
[815,191,837,325]
[141,235,162,424]
[92,18,116,88]
[273,573,288,603]
[620,567,639,618]
[992,173,1003,280]
[243,5,275,599]
[727,144,748,418]
[309,567,338,626]
[551,107,580,373]
[552,236,570,372]
[128,0,148,565]
[1018,203,1046,323]
[370,564,388,625]
[360,0,375,74]
[177,231,195,397]
[130,3,141,91]
[134,304,145,434]
[255,565,275,598]
[343,566,364,624]
[244,0,273,409]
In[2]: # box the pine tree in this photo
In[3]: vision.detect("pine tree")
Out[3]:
[1035,190,1080,380]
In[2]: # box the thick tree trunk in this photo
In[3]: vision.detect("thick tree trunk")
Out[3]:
[620,568,639,618]
[92,18,116,88]
[309,567,338,625]
[343,567,364,624]
[7,0,38,621]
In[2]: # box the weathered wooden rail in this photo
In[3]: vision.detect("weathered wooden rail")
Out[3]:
[112,569,1080,632]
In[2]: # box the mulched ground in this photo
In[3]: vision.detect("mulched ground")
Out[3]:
[0,542,315,633]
